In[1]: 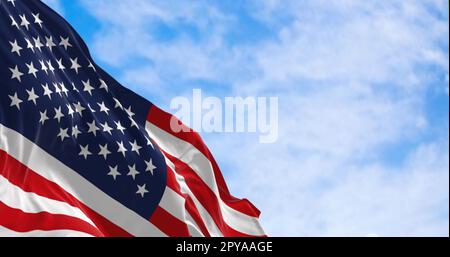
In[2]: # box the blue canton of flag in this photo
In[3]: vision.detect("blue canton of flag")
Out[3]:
[0,0,167,219]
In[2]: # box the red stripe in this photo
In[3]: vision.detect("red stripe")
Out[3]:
[166,165,182,193]
[148,105,261,218]
[0,201,102,237]
[149,206,190,237]
[0,149,132,237]
[163,151,258,237]
[166,166,211,237]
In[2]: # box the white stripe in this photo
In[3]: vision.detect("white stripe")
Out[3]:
[0,226,94,237]
[159,186,204,237]
[165,158,223,237]
[146,122,265,236]
[0,123,166,237]
[159,187,187,222]
[185,214,205,237]
[0,175,97,228]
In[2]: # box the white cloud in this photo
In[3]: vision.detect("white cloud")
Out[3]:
[80,0,449,236]
[250,1,448,89]
[215,136,448,236]
[218,0,448,236]
[80,0,256,99]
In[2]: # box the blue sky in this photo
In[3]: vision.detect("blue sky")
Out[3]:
[44,0,449,236]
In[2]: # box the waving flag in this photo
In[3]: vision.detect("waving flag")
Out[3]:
[0,0,265,237]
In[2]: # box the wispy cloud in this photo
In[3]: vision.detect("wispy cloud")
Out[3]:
[76,0,449,236]
[79,0,259,101]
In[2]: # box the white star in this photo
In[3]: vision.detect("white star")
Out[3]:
[9,93,23,110]
[10,15,19,29]
[32,13,43,28]
[145,159,157,175]
[98,144,111,160]
[26,88,39,105]
[19,14,30,30]
[66,104,75,117]
[82,80,94,95]
[129,140,142,154]
[136,184,149,198]
[114,121,126,134]
[26,62,38,78]
[74,102,86,116]
[70,57,82,74]
[101,122,113,135]
[56,58,65,70]
[87,121,100,136]
[10,65,23,82]
[72,82,79,92]
[25,38,35,53]
[47,60,55,73]
[33,37,44,52]
[79,145,92,159]
[97,101,110,114]
[46,36,56,51]
[108,166,121,180]
[125,106,135,118]
[42,83,53,99]
[116,141,127,156]
[59,36,73,50]
[87,104,96,113]
[39,60,48,74]
[9,40,22,56]
[57,128,70,141]
[53,107,65,123]
[7,0,16,7]
[53,82,62,96]
[99,79,109,92]
[72,125,81,138]
[39,110,49,125]
[127,164,140,180]
[129,117,138,128]
[113,98,123,109]
[88,61,96,71]
[60,82,69,96]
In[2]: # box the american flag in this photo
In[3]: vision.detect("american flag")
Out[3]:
[0,0,265,237]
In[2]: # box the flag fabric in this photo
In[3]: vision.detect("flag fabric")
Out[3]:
[0,0,265,237]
